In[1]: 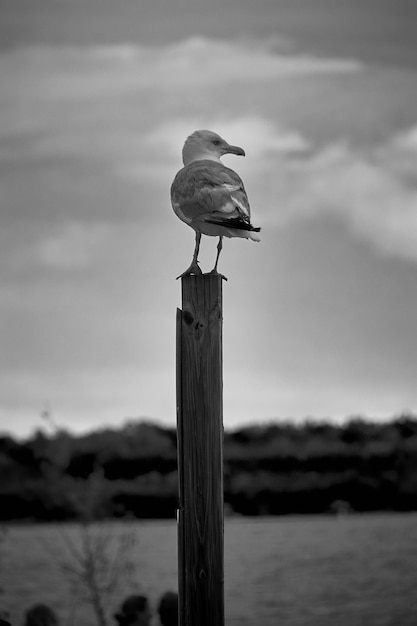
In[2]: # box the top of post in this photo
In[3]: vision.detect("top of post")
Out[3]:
[181,274,223,308]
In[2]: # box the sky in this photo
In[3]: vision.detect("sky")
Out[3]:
[1,0,417,438]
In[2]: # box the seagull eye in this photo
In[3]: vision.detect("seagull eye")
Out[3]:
[212,140,221,146]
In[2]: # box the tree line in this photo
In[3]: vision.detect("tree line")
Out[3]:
[1,415,417,520]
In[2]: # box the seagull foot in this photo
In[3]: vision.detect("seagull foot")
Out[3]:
[176,262,203,280]
[204,269,228,281]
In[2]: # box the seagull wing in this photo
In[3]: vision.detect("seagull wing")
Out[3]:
[171,160,255,231]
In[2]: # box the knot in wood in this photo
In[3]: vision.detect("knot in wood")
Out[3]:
[183,310,194,326]
[199,568,207,580]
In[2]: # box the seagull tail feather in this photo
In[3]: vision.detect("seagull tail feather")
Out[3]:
[207,218,261,232]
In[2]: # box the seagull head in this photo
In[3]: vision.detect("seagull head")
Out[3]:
[182,130,245,166]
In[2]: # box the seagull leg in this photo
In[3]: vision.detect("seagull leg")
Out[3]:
[206,236,227,280]
[176,231,203,279]
[213,236,222,272]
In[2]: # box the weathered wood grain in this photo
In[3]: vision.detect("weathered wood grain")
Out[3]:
[176,274,224,626]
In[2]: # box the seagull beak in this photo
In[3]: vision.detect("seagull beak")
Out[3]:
[224,144,246,157]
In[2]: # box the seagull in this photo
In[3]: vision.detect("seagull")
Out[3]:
[171,130,261,279]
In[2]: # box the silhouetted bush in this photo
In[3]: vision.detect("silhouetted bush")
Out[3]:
[1,415,417,520]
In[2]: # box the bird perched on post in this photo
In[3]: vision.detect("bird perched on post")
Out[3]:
[171,130,261,279]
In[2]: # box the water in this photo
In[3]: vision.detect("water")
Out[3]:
[226,514,417,625]
[1,513,417,625]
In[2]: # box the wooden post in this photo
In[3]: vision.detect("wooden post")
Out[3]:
[176,274,224,626]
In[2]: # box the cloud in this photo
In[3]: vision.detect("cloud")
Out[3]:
[392,126,417,152]
[249,130,417,261]
[0,37,361,165]
[36,222,113,270]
